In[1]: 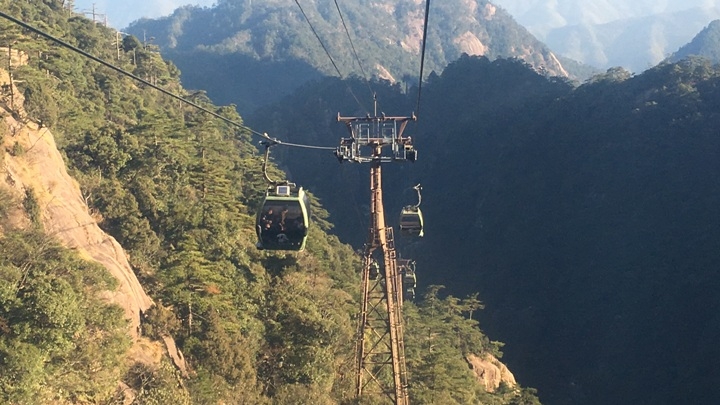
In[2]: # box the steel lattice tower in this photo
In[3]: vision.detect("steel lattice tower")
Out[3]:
[335,113,417,405]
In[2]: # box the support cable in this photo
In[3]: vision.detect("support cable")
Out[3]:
[294,0,368,113]
[415,0,432,116]
[0,10,336,151]
[333,0,378,106]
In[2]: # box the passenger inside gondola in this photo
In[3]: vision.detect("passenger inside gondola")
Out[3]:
[259,202,305,248]
[261,208,275,230]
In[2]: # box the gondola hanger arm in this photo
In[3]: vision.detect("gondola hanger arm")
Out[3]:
[261,139,284,187]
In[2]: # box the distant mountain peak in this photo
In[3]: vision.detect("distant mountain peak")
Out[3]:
[668,19,720,63]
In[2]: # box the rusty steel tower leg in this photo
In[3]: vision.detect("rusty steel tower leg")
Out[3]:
[355,149,409,405]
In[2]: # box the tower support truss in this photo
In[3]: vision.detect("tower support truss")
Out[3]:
[355,149,409,405]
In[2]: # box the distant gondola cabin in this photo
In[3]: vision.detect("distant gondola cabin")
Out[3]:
[399,205,424,237]
[256,185,310,251]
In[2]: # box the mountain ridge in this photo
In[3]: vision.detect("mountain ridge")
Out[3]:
[667,19,720,63]
[491,0,720,72]
[546,6,720,72]
[126,0,580,112]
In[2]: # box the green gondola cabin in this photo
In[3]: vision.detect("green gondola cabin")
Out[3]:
[256,185,310,251]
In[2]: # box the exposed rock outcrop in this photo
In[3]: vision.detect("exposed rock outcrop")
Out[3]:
[466,353,517,392]
[0,67,186,374]
[1,71,151,338]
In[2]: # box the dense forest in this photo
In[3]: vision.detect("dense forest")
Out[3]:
[0,1,539,404]
[248,55,720,405]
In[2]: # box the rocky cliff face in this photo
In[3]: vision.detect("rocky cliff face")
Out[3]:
[467,353,517,392]
[0,65,185,373]
[1,65,149,333]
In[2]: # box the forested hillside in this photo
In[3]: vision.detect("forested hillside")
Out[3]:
[0,1,539,404]
[125,0,578,113]
[249,56,720,405]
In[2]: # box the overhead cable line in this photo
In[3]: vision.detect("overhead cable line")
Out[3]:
[293,0,368,113]
[333,0,378,104]
[415,0,432,116]
[0,10,336,151]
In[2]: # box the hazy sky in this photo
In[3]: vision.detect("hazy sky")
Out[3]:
[75,0,720,30]
[490,0,720,36]
[74,0,720,37]
[73,0,217,28]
